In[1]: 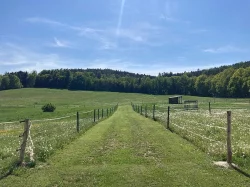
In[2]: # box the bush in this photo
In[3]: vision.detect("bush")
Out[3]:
[42,103,56,112]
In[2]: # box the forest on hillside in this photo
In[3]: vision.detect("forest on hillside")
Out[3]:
[0,61,250,98]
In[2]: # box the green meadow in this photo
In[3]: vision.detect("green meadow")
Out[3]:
[0,88,250,186]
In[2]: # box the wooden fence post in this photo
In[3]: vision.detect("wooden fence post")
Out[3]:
[77,112,79,132]
[167,106,170,129]
[98,109,100,120]
[140,106,142,115]
[227,111,232,164]
[102,109,104,118]
[107,108,109,117]
[19,119,30,166]
[209,102,211,114]
[145,105,147,117]
[153,104,156,120]
[94,109,96,122]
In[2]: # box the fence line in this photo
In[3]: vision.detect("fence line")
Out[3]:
[180,119,226,130]
[155,110,226,131]
[32,115,74,122]
[0,110,94,125]
[131,102,228,157]
[1,103,119,174]
[131,102,250,165]
[171,122,224,144]
[0,121,20,125]
[79,110,93,114]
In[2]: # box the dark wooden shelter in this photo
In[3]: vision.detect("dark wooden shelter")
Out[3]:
[169,96,182,104]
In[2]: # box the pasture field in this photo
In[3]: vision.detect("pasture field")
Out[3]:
[0,107,117,177]
[0,89,120,177]
[1,106,250,186]
[133,102,250,169]
[1,88,250,182]
[1,88,249,122]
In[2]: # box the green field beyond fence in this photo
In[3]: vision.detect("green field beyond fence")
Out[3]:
[132,102,250,167]
[0,104,118,177]
[1,89,250,179]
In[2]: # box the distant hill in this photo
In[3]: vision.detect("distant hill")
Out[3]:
[1,60,250,98]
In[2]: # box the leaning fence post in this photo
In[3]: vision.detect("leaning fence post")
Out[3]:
[77,112,80,132]
[167,106,170,129]
[153,104,156,120]
[227,111,232,164]
[19,119,30,166]
[94,109,96,122]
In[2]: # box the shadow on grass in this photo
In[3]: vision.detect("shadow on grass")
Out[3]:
[0,162,18,180]
[231,165,250,178]
[168,128,174,133]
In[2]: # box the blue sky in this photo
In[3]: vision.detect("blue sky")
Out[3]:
[0,0,250,75]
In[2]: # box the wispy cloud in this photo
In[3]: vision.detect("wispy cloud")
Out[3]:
[25,17,65,27]
[0,43,244,76]
[119,29,145,42]
[25,17,86,33]
[160,14,178,22]
[203,45,247,53]
[0,43,70,73]
[116,0,126,37]
[99,38,117,50]
[25,16,167,50]
[50,37,71,48]
[159,0,179,22]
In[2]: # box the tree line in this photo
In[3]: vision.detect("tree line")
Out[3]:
[1,61,250,98]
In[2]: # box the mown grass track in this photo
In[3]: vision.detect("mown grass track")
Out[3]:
[1,105,250,186]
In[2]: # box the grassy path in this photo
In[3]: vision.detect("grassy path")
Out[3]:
[1,106,250,186]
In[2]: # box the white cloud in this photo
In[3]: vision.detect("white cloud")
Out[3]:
[160,14,178,22]
[25,17,65,27]
[25,17,167,50]
[118,29,145,42]
[158,0,180,23]
[99,38,117,50]
[203,45,246,53]
[0,43,244,76]
[116,0,126,36]
[0,43,70,73]
[25,17,87,33]
[50,37,71,48]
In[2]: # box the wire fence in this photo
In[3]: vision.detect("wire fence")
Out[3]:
[0,104,118,177]
[131,102,250,163]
